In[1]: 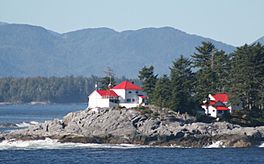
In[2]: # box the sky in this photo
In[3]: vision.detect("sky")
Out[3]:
[0,0,263,46]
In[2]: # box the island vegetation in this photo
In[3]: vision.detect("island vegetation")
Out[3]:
[138,42,264,126]
[0,42,263,126]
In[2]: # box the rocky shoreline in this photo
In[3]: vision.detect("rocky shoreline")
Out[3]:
[1,107,264,148]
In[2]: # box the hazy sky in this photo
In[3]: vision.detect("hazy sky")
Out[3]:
[1,0,263,46]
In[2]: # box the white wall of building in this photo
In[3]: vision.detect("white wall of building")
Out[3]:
[208,106,217,118]
[201,105,217,118]
[88,91,118,108]
[111,89,146,108]
[124,90,140,103]
[112,89,144,104]
[112,89,126,103]
[138,97,144,104]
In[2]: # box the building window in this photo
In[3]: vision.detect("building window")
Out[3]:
[132,99,135,102]
[136,91,138,94]
[110,99,119,103]
[127,99,131,102]
[128,91,132,94]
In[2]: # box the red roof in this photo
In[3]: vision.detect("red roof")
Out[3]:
[96,90,118,97]
[209,100,216,105]
[216,106,230,111]
[212,93,228,103]
[112,80,143,90]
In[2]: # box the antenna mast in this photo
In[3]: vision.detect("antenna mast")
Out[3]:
[104,67,115,88]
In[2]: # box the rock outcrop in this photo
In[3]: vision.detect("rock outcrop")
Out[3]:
[1,107,264,147]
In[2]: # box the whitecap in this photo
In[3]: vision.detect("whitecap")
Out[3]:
[30,121,39,125]
[15,121,39,128]
[0,138,148,150]
[259,141,264,148]
[15,122,31,128]
[205,141,225,148]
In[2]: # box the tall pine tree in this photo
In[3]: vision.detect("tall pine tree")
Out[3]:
[230,43,264,113]
[138,66,158,102]
[170,56,194,113]
[192,42,229,102]
[152,75,171,108]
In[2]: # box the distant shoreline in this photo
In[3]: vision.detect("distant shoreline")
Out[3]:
[0,102,87,105]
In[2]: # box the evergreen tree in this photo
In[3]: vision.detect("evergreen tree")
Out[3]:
[100,76,116,90]
[170,56,194,113]
[230,43,264,112]
[192,42,229,102]
[100,67,116,89]
[152,75,171,108]
[138,66,158,101]
[213,50,231,93]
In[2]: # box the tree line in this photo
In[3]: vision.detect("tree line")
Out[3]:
[138,42,264,123]
[0,75,137,103]
[0,76,98,103]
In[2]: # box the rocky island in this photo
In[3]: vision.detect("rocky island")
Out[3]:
[1,106,264,148]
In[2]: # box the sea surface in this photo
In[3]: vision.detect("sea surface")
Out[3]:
[0,104,263,164]
[0,103,86,132]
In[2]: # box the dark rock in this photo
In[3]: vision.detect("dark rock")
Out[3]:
[175,132,185,138]
[0,136,4,142]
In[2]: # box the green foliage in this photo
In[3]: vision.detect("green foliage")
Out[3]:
[0,76,98,103]
[229,110,264,127]
[138,66,158,102]
[195,113,215,123]
[229,43,264,115]
[99,76,116,90]
[169,56,194,113]
[142,42,263,125]
[192,42,230,101]
[152,75,171,109]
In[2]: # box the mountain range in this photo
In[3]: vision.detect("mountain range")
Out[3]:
[0,22,260,77]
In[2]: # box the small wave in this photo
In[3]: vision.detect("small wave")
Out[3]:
[259,141,264,148]
[15,121,39,128]
[205,141,225,148]
[0,138,148,150]
[30,101,49,105]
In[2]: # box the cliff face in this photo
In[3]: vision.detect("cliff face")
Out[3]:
[1,107,264,147]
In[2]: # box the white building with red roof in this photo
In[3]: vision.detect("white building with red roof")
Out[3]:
[112,80,145,108]
[201,93,232,118]
[88,90,119,108]
[88,80,146,108]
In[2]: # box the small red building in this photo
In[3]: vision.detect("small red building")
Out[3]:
[201,93,232,118]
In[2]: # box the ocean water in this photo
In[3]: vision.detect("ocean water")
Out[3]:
[0,103,86,132]
[0,104,264,164]
[0,146,264,164]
